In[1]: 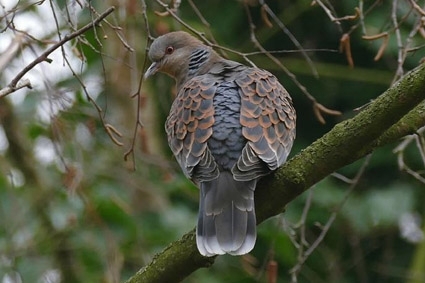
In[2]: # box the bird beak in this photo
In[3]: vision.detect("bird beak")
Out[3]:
[144,62,159,79]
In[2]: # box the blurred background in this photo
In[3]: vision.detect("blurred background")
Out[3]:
[0,0,424,282]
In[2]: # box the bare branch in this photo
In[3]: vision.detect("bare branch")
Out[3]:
[313,102,342,124]
[0,6,115,98]
[393,127,425,184]
[392,0,405,83]
[123,0,151,170]
[312,0,343,33]
[408,0,425,16]
[289,155,372,282]
[0,79,32,98]
[187,0,228,57]
[86,4,134,52]
[244,4,341,124]
[0,33,27,72]
[259,0,319,77]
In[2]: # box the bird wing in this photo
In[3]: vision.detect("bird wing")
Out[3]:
[165,76,219,182]
[233,68,296,181]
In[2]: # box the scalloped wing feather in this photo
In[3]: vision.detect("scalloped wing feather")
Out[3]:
[233,68,296,181]
[165,77,219,182]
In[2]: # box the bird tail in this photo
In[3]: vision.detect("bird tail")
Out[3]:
[196,172,257,256]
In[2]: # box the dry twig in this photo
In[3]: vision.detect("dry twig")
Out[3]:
[244,4,341,124]
[363,32,390,61]
[289,155,372,282]
[0,6,116,98]
[124,0,152,170]
[258,0,319,78]
[393,127,425,184]
[339,33,354,68]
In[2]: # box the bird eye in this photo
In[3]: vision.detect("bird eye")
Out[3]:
[165,46,174,54]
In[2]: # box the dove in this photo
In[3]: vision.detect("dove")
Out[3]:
[145,31,296,256]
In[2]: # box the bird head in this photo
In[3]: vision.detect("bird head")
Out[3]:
[144,31,208,83]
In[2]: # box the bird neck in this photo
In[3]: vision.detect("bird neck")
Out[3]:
[175,46,221,89]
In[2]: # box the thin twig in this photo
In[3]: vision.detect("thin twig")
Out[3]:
[331,172,356,184]
[408,0,425,16]
[244,3,341,124]
[0,79,32,98]
[415,127,425,167]
[358,0,367,34]
[289,154,372,282]
[391,0,405,83]
[297,190,314,247]
[153,0,212,45]
[0,33,27,72]
[0,0,45,28]
[345,0,385,36]
[312,0,343,33]
[124,0,151,170]
[187,0,227,57]
[48,0,66,62]
[86,3,110,120]
[87,5,134,52]
[393,127,425,184]
[62,49,124,147]
[259,0,319,77]
[244,48,338,56]
[153,0,257,66]
[400,6,424,69]
[0,6,115,98]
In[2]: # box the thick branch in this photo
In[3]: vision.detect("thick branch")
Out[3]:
[375,100,425,146]
[127,231,215,283]
[256,63,425,221]
[125,63,425,283]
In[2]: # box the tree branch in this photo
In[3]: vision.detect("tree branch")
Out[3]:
[0,6,115,98]
[256,63,425,222]
[125,63,425,283]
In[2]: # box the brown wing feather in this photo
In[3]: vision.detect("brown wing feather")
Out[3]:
[166,77,219,182]
[232,68,296,181]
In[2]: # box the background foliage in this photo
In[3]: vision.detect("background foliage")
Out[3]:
[0,0,424,282]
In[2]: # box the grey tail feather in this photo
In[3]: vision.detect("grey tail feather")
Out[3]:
[196,171,257,257]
